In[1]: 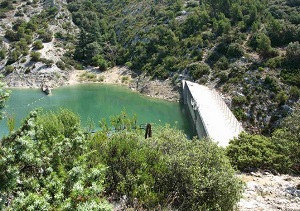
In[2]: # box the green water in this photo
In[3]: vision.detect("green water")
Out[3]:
[0,84,195,137]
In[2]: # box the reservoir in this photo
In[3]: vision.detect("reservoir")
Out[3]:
[0,84,195,137]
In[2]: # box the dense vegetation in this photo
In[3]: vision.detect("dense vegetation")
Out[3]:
[0,78,9,120]
[64,0,300,134]
[0,108,244,210]
[66,0,300,78]
[1,1,300,209]
[227,102,300,174]
[0,0,299,134]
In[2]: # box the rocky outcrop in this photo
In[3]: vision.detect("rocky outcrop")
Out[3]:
[237,172,300,210]
[41,84,52,95]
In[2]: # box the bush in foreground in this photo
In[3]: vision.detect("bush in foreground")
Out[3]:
[227,103,300,174]
[0,109,112,210]
[91,122,244,210]
[0,110,244,210]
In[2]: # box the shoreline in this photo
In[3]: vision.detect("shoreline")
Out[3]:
[3,66,181,102]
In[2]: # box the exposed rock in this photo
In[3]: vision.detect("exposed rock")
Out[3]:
[237,172,300,211]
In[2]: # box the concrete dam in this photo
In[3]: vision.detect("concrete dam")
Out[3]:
[182,80,243,146]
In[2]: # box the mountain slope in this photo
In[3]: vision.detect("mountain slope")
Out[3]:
[0,0,299,134]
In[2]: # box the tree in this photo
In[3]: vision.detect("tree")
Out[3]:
[0,77,9,120]
[0,109,112,210]
[0,49,6,60]
[30,52,41,62]
[276,90,288,105]
[286,41,300,64]
[227,43,244,58]
[33,40,44,50]
[188,63,210,80]
[256,33,272,57]
[91,118,244,210]
[5,65,14,74]
[272,103,300,173]
[92,54,108,71]
[226,132,292,173]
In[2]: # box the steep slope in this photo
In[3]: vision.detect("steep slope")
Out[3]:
[66,0,300,134]
[0,0,78,88]
[0,0,299,134]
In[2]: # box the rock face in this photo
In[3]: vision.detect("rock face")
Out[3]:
[237,172,300,210]
[41,84,52,95]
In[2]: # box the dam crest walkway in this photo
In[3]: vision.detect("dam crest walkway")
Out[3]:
[183,80,243,146]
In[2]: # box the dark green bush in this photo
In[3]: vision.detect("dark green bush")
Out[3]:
[33,40,44,50]
[0,109,112,210]
[0,49,5,60]
[5,65,14,74]
[56,60,65,70]
[289,86,300,100]
[39,30,53,42]
[91,125,244,210]
[227,103,300,174]
[226,133,292,173]
[286,41,300,65]
[276,90,288,105]
[232,95,248,106]
[227,43,244,58]
[233,108,247,121]
[30,52,41,62]
[264,76,281,92]
[6,49,21,65]
[188,63,210,80]
[214,56,229,70]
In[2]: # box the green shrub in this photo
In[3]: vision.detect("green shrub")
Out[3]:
[30,52,41,62]
[226,133,292,173]
[125,61,132,68]
[40,58,53,67]
[255,33,273,57]
[286,41,300,65]
[79,72,97,82]
[233,108,247,121]
[276,90,288,105]
[56,60,65,70]
[0,49,5,60]
[289,86,300,100]
[92,54,107,71]
[39,30,53,42]
[33,40,44,50]
[4,29,18,42]
[0,104,244,210]
[228,103,300,174]
[5,65,14,74]
[91,123,244,210]
[264,76,280,92]
[232,95,248,106]
[0,0,14,10]
[0,109,112,210]
[214,56,229,70]
[188,63,210,80]
[227,43,244,58]
[217,71,228,82]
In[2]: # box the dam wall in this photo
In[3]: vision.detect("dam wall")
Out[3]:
[182,80,243,146]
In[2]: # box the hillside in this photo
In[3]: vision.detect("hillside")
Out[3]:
[0,0,299,134]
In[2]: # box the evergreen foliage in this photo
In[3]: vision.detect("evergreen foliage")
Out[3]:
[0,77,9,120]
[0,109,244,210]
[227,103,300,174]
[0,109,112,210]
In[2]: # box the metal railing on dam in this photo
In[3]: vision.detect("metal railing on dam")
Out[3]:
[182,80,243,146]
